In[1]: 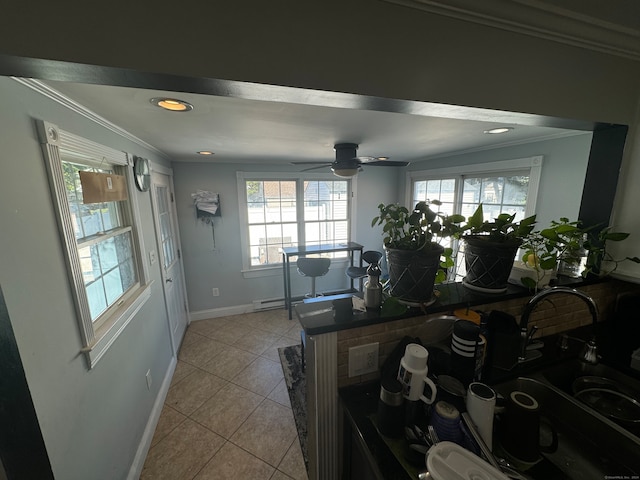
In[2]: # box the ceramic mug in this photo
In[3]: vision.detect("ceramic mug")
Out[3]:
[397,344,437,405]
[500,390,558,464]
[466,382,496,451]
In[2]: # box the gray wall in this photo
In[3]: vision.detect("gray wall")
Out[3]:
[0,1,640,477]
[405,133,594,227]
[172,163,399,312]
[173,134,593,315]
[1,0,639,125]
[0,77,173,480]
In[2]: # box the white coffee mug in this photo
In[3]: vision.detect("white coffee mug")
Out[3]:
[466,382,496,451]
[397,344,437,404]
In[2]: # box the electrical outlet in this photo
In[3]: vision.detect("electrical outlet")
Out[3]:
[145,369,152,390]
[348,342,379,377]
[212,287,220,297]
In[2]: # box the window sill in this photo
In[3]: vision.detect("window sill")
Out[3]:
[82,282,152,368]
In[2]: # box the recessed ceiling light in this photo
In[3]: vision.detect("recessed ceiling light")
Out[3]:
[197,151,215,156]
[484,127,513,134]
[150,97,193,112]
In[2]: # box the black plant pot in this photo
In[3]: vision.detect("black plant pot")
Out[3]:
[463,236,521,293]
[385,244,444,304]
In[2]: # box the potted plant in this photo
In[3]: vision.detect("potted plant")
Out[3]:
[583,227,640,277]
[514,218,584,289]
[516,217,640,288]
[372,200,464,304]
[459,204,536,293]
[512,231,558,290]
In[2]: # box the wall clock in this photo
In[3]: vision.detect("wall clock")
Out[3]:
[133,156,151,192]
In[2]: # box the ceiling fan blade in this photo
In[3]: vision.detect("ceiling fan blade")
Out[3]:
[291,161,331,165]
[366,160,410,167]
[300,164,331,172]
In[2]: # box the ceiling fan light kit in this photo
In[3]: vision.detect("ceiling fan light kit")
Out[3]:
[293,142,410,177]
[332,167,360,178]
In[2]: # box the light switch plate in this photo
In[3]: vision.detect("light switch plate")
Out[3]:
[348,342,379,377]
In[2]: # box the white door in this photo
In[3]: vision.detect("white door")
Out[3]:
[152,170,188,353]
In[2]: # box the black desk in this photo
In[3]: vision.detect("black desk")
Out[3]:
[282,242,363,319]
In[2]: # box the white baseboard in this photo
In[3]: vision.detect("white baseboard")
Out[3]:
[189,303,255,321]
[127,355,177,480]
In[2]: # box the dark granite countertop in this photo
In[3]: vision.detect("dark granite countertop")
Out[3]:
[339,322,640,479]
[297,277,596,336]
[339,332,585,480]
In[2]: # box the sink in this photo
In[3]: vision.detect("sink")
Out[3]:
[538,359,640,437]
[491,376,640,479]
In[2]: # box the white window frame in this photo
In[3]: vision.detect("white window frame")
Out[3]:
[237,171,357,278]
[406,156,542,217]
[407,156,543,280]
[38,120,151,368]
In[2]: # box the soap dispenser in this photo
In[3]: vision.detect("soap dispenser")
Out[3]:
[364,262,382,309]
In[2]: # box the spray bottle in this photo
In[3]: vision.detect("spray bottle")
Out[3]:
[364,262,382,309]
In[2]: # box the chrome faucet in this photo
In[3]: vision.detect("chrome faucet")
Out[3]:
[519,286,599,364]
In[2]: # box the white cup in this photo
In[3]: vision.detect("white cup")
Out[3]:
[466,382,496,450]
[397,344,437,404]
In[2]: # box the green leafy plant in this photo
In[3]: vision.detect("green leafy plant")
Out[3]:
[584,227,640,277]
[372,200,464,251]
[519,217,640,288]
[372,200,464,283]
[461,204,537,244]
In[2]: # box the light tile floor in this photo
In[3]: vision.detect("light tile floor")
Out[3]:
[140,309,308,480]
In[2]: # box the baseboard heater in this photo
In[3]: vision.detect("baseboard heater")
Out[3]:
[252,297,285,311]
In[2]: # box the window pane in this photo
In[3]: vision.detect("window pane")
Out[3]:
[246,181,264,203]
[463,178,481,203]
[247,203,266,224]
[98,237,119,271]
[427,180,441,198]
[246,180,298,266]
[86,280,107,320]
[80,205,104,237]
[244,178,350,266]
[479,177,504,205]
[503,176,529,205]
[305,222,320,245]
[249,224,267,247]
[415,169,532,282]
[79,245,100,283]
[103,268,124,305]
[413,181,427,202]
[79,230,136,322]
[281,224,299,248]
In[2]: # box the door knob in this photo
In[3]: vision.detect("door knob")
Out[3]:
[166,278,173,283]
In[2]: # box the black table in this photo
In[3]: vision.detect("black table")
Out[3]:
[282,242,363,319]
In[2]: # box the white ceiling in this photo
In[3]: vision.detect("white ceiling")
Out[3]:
[40,79,587,169]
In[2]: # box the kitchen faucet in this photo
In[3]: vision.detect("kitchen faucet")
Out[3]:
[519,286,599,364]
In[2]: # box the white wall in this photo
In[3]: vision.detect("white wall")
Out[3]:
[0,77,174,480]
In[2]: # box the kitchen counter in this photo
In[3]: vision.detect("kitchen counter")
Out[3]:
[297,277,598,336]
[339,325,640,479]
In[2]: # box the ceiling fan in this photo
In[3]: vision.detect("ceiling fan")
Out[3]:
[292,143,410,177]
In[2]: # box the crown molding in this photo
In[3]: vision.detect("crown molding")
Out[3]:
[12,77,170,158]
[383,0,640,61]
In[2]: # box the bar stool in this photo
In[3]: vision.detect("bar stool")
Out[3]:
[346,250,383,291]
[297,257,331,298]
